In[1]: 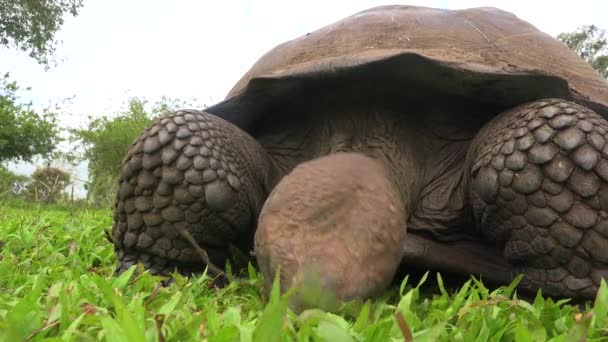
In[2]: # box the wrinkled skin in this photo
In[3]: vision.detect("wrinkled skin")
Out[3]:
[111,6,608,308]
[255,153,405,310]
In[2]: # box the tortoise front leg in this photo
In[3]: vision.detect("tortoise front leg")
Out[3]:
[254,152,406,310]
[112,109,282,277]
[468,99,608,299]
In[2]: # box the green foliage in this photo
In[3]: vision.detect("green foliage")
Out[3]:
[1,202,608,340]
[25,166,71,203]
[0,164,27,197]
[70,97,192,205]
[0,0,84,66]
[0,73,61,162]
[558,25,608,79]
[71,98,153,205]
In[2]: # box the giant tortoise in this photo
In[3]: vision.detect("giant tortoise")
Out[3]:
[111,5,608,305]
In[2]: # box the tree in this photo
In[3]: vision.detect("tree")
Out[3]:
[0,73,61,162]
[26,166,71,203]
[71,97,193,205]
[558,25,608,79]
[0,0,84,67]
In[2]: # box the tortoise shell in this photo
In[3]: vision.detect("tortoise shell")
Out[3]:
[207,5,608,130]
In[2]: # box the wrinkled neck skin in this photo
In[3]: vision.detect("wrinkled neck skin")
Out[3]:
[320,112,425,218]
[254,100,490,235]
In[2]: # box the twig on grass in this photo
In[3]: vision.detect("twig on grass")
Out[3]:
[395,311,413,342]
[175,224,228,283]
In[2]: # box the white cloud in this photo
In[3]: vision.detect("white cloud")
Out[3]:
[2,0,606,197]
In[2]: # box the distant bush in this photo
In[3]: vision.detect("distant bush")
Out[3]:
[25,166,71,204]
[0,165,28,198]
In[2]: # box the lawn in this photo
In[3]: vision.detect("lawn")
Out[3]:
[0,199,607,341]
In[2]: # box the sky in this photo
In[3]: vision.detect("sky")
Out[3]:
[2,0,607,198]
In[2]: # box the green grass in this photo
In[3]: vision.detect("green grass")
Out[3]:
[0,199,607,341]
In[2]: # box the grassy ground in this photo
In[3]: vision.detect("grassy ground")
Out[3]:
[0,199,607,341]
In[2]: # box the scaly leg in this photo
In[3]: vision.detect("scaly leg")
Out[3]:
[112,110,281,276]
[469,99,608,299]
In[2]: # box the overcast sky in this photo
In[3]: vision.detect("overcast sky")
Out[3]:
[2,0,607,197]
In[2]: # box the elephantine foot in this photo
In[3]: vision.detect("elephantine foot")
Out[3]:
[469,99,608,299]
[254,153,405,311]
[112,109,280,277]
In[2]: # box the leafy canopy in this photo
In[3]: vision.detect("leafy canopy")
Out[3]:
[0,73,61,163]
[558,25,608,79]
[0,0,84,66]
